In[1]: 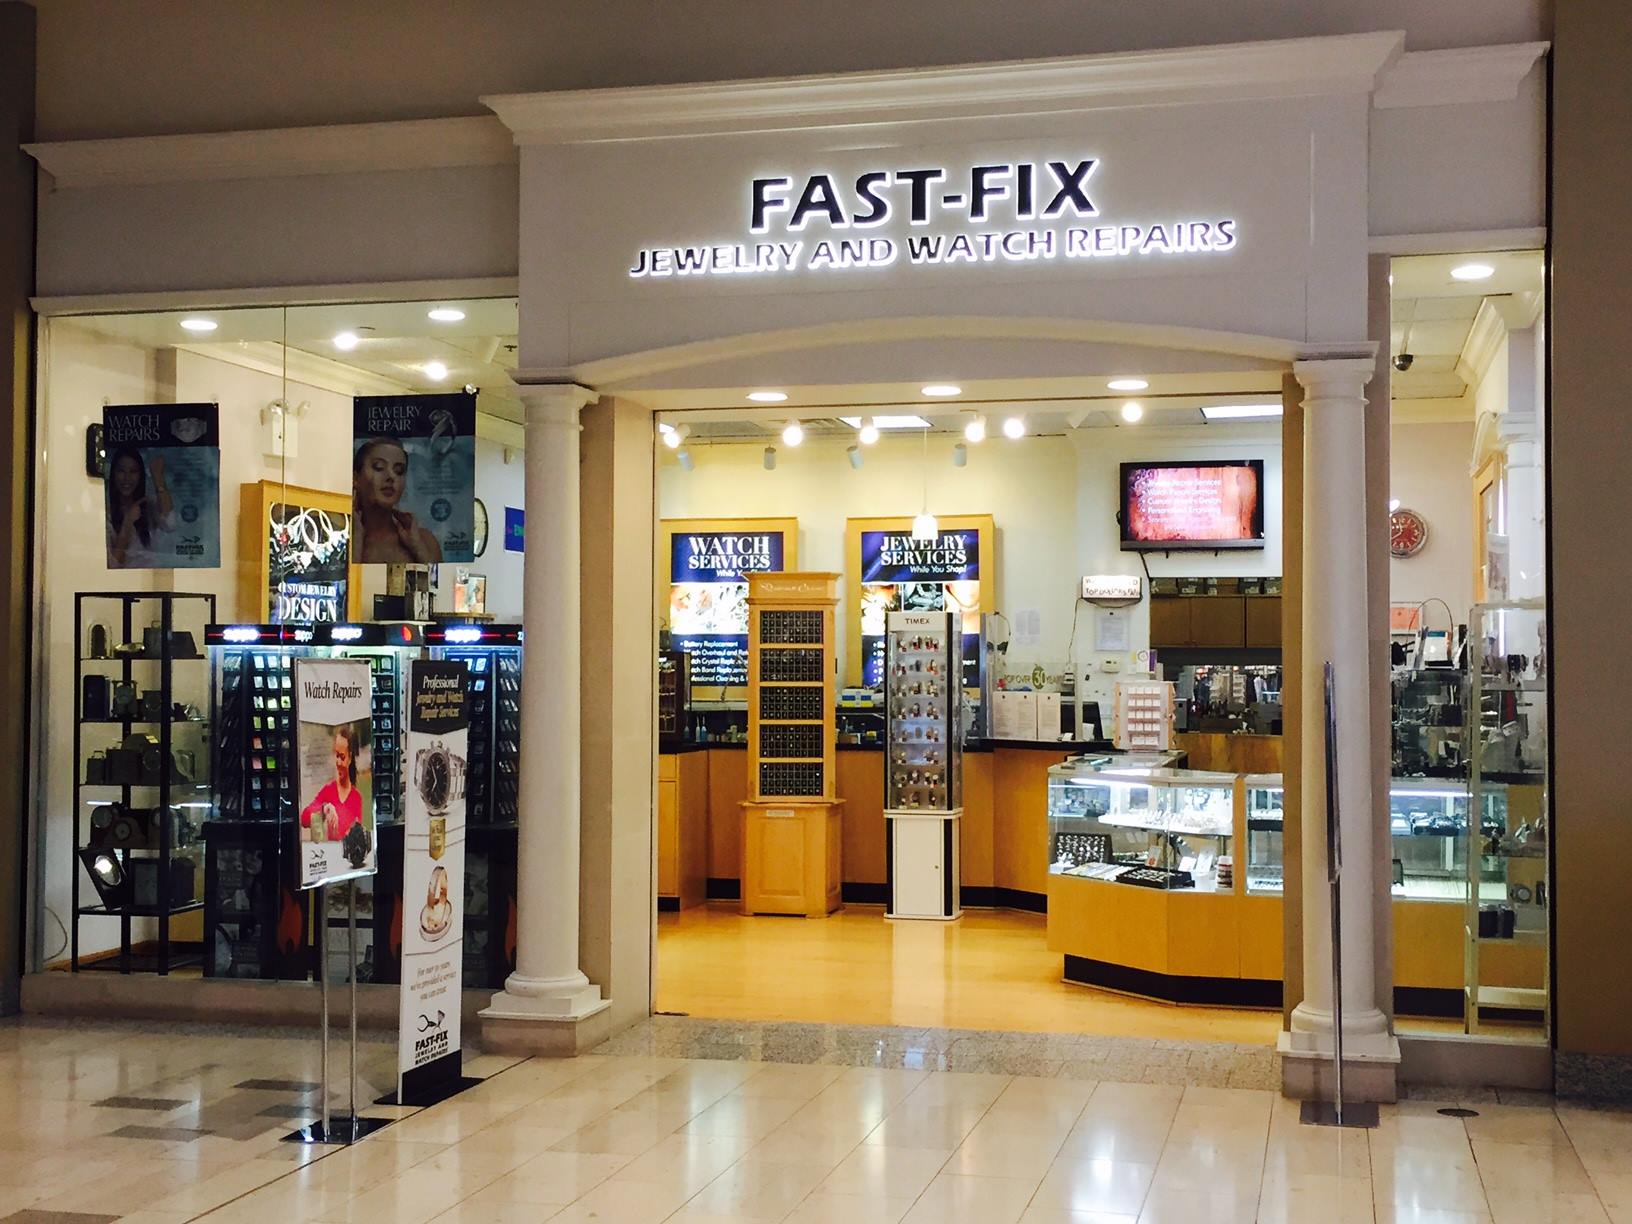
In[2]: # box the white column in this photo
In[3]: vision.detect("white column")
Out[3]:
[1504,325,1545,600]
[1283,357,1397,1068]
[483,381,610,1023]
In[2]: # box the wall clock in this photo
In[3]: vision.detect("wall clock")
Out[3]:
[473,498,489,558]
[1390,507,1428,558]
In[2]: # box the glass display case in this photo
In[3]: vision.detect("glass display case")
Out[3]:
[884,611,963,813]
[1244,774,1283,894]
[1046,759,1236,891]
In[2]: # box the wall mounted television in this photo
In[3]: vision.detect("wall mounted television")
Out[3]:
[1120,460,1266,551]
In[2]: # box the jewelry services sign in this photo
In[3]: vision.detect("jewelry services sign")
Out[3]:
[629,158,1238,278]
[859,530,981,689]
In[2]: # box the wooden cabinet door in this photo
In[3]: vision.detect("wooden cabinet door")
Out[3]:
[1245,597,1282,648]
[1149,597,1193,647]
[657,778,680,898]
[1189,597,1246,647]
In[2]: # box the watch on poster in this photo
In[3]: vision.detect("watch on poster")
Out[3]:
[1390,507,1429,558]
[413,740,467,815]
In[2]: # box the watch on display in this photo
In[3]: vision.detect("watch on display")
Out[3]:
[413,740,466,814]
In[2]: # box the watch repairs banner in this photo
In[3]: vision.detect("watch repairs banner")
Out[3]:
[103,403,221,570]
[398,659,470,1105]
[294,658,377,889]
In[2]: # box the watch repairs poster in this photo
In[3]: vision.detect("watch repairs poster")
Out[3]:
[859,529,982,688]
[668,528,789,687]
[352,391,477,565]
[294,658,376,889]
[398,659,469,1104]
[103,403,220,570]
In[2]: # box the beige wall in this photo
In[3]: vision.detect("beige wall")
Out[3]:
[1552,3,1632,1059]
[1389,421,1477,619]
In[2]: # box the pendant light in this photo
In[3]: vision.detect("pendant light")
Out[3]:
[911,425,938,540]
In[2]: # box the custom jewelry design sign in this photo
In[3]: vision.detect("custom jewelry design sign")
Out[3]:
[294,658,376,888]
[398,659,469,1102]
[103,403,220,569]
[352,391,477,564]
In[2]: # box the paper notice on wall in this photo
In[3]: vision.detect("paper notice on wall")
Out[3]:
[1095,608,1130,653]
[398,659,470,1104]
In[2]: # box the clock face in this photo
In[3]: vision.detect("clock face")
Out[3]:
[1390,508,1429,558]
[420,749,450,808]
[473,498,490,558]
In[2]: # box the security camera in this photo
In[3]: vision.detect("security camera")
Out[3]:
[1393,353,1415,372]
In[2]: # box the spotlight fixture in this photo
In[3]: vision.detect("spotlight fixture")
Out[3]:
[661,424,689,449]
[952,442,968,468]
[677,447,695,471]
[781,420,804,447]
[427,307,466,322]
[921,384,962,398]
[1120,400,1144,423]
[422,360,449,381]
[763,446,776,471]
[179,317,217,333]
[962,412,987,443]
[332,331,360,351]
[1450,263,1495,281]
[1107,377,1148,392]
[79,847,132,909]
[847,445,863,470]
[1002,415,1026,440]
[858,417,880,446]
[748,390,788,403]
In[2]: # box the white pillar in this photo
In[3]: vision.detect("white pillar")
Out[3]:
[1504,325,1546,600]
[1281,357,1399,1088]
[482,381,610,1024]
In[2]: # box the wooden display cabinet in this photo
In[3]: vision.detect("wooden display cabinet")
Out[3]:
[740,572,844,917]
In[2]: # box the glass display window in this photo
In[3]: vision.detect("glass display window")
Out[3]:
[884,611,963,812]
[1244,773,1283,895]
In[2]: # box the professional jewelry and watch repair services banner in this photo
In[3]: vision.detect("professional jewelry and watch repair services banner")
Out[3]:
[352,391,477,564]
[294,658,377,889]
[398,659,470,1104]
[103,403,220,570]
[663,518,798,688]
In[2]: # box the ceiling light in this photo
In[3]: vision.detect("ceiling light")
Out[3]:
[1389,498,1401,513]
[1450,263,1495,281]
[781,420,804,447]
[963,413,987,443]
[952,443,968,468]
[839,415,928,431]
[748,390,788,403]
[1002,415,1026,440]
[912,511,939,540]
[422,360,449,381]
[1107,378,1148,392]
[677,447,694,471]
[1200,403,1284,420]
[332,331,360,351]
[847,445,863,470]
[921,384,962,397]
[762,446,776,471]
[179,317,217,333]
[427,307,466,322]
[1120,401,1144,423]
[858,418,880,446]
[662,424,689,449]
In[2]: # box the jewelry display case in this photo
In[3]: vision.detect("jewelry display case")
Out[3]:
[1244,773,1284,895]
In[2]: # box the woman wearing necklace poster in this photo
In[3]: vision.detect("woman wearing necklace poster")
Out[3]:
[351,436,443,563]
[106,447,176,568]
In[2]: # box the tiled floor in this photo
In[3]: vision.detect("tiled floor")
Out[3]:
[1,1014,1629,1224]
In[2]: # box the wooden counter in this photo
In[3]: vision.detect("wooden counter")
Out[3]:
[1173,732,1283,773]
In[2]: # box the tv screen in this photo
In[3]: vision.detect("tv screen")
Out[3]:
[1120,460,1265,551]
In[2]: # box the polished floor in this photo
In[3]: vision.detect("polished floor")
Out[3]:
[2,1015,1629,1223]
[656,903,1283,1045]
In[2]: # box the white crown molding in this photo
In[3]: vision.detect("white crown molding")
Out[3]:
[484,32,1404,145]
[1391,394,1475,424]
[1372,42,1547,110]
[24,115,516,190]
[1456,298,1510,388]
[32,277,520,317]
[1369,228,1546,255]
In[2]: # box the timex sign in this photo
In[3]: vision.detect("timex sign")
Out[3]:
[628,157,1238,279]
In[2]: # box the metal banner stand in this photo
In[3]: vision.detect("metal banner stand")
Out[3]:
[285,880,394,1145]
[1302,663,1379,1129]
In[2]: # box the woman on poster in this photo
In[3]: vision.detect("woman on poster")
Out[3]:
[106,447,176,568]
[352,437,443,563]
[301,724,364,843]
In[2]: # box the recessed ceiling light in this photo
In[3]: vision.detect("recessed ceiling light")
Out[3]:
[921,384,962,397]
[179,317,217,333]
[1107,378,1148,392]
[748,390,788,403]
[963,412,987,443]
[332,331,360,351]
[423,360,449,381]
[1002,415,1026,439]
[1200,403,1284,420]
[781,420,804,447]
[1450,263,1495,281]
[1120,401,1144,423]
[427,307,466,322]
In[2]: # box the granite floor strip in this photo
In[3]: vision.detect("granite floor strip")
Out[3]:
[107,1123,213,1141]
[91,1094,189,1111]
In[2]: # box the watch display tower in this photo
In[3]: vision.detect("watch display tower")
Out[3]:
[740,572,844,917]
[883,611,964,920]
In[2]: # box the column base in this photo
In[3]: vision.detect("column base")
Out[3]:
[479,974,613,1057]
[1278,1029,1402,1104]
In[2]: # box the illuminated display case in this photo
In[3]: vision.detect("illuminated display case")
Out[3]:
[1046,760,1236,891]
[1244,773,1284,895]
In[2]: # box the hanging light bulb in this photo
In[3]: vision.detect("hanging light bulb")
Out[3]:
[858,417,880,446]
[911,425,937,539]
[782,420,804,447]
[963,412,987,443]
[1003,414,1026,439]
[1120,400,1144,423]
[661,423,689,449]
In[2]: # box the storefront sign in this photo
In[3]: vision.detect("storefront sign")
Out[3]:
[669,530,788,686]
[629,158,1237,279]
[398,659,469,1104]
[352,392,478,564]
[102,403,220,569]
[503,507,525,552]
[294,658,376,889]
[858,529,981,688]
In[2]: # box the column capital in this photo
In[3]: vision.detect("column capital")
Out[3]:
[1292,355,1375,402]
[513,378,598,427]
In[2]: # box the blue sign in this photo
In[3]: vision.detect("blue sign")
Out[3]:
[859,530,979,584]
[668,529,788,686]
[504,507,525,552]
[669,531,785,582]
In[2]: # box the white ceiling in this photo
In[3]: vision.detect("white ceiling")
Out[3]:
[1390,249,1543,404]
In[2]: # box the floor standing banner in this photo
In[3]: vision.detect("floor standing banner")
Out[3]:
[294,658,377,889]
[398,659,470,1104]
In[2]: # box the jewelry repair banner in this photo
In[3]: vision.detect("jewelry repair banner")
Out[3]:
[103,403,220,569]
[352,391,477,564]
[398,658,469,1104]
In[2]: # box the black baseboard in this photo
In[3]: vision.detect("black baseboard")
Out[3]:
[841,882,889,905]
[657,896,680,913]
[705,877,741,901]
[962,886,1047,913]
[1064,954,1283,1008]
[1393,986,1474,1018]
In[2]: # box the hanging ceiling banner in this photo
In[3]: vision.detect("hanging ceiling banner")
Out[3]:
[102,403,220,570]
[352,391,478,564]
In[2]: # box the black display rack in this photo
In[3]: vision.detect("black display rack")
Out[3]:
[73,591,216,974]
[434,632,522,826]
